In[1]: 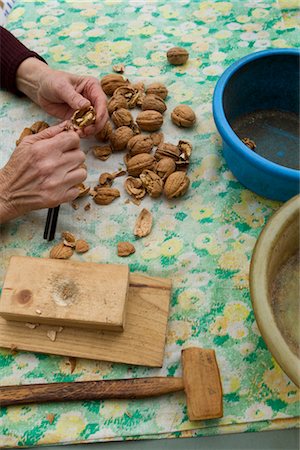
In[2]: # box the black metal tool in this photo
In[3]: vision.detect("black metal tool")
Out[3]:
[43,206,60,241]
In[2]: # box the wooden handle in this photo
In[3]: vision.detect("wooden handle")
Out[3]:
[0,377,184,406]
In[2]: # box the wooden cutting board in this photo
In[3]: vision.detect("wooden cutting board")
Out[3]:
[0,256,129,331]
[0,258,172,367]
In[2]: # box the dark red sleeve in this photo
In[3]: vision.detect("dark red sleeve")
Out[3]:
[0,26,47,94]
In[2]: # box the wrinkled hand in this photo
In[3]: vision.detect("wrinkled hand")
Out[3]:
[0,123,86,223]
[16,58,108,136]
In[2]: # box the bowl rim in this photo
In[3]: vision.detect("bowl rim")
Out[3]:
[249,194,300,387]
[213,48,300,179]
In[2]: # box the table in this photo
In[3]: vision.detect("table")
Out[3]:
[0,0,299,447]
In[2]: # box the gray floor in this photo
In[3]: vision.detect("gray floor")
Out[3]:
[17,429,299,450]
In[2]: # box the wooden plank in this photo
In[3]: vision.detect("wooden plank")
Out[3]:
[0,256,129,331]
[0,273,172,367]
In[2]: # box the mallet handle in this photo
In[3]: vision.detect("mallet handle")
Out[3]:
[0,377,184,406]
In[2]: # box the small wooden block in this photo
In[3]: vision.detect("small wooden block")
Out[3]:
[0,271,172,367]
[0,256,129,331]
[182,347,223,421]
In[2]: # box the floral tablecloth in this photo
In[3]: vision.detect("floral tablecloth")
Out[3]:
[0,0,299,447]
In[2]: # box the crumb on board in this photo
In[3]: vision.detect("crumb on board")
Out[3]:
[25,322,39,329]
[46,413,55,424]
[66,356,77,373]
[46,330,57,342]
[35,309,42,315]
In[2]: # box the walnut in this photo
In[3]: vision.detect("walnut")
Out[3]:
[171,105,196,128]
[112,108,134,128]
[146,82,168,100]
[110,126,134,151]
[155,157,176,180]
[155,143,180,160]
[95,121,113,142]
[93,188,120,205]
[76,183,90,198]
[150,132,164,146]
[50,243,73,259]
[167,47,189,65]
[127,134,153,156]
[140,170,164,198]
[117,242,136,257]
[71,106,96,128]
[126,153,155,177]
[61,231,76,248]
[101,74,129,96]
[107,95,128,116]
[242,137,256,150]
[164,171,190,199]
[93,145,112,161]
[75,239,89,254]
[30,121,49,134]
[124,177,146,199]
[134,208,153,237]
[141,95,167,114]
[16,128,33,145]
[136,110,163,132]
[98,170,125,186]
[176,140,192,171]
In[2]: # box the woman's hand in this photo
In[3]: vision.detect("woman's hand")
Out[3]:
[0,123,86,224]
[16,58,108,136]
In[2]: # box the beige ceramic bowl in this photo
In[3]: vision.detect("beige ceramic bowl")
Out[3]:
[250,194,300,387]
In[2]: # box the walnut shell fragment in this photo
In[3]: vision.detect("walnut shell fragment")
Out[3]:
[94,188,120,205]
[155,157,176,180]
[95,121,113,142]
[242,137,256,150]
[62,231,76,247]
[155,143,180,160]
[167,47,189,65]
[75,239,89,254]
[142,95,167,114]
[136,110,163,132]
[101,73,128,96]
[50,243,73,260]
[124,177,146,199]
[71,106,96,129]
[126,153,155,177]
[151,132,164,146]
[76,183,90,198]
[127,134,153,156]
[93,145,112,161]
[112,108,134,128]
[134,208,153,238]
[146,82,168,100]
[164,171,190,199]
[171,105,196,128]
[140,170,164,198]
[16,121,49,145]
[117,242,136,257]
[110,126,134,151]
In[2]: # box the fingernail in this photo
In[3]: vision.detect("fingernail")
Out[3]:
[78,99,89,108]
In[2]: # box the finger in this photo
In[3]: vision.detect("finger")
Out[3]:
[47,130,80,152]
[64,187,81,203]
[24,121,69,143]
[64,168,87,186]
[61,149,86,170]
[59,80,91,111]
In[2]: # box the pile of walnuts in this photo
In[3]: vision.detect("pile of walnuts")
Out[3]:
[87,72,196,205]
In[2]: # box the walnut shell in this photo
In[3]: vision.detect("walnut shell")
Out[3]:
[242,137,256,150]
[61,231,76,246]
[167,47,189,65]
[117,242,136,257]
[126,153,155,177]
[140,170,164,198]
[155,143,180,160]
[124,176,146,199]
[50,243,73,259]
[141,95,167,114]
[95,121,113,142]
[71,106,96,128]
[107,95,128,116]
[75,239,90,254]
[101,74,128,96]
[30,121,49,134]
[76,183,90,198]
[134,208,153,237]
[127,134,153,156]
[146,82,168,100]
[110,126,134,151]
[16,128,33,145]
[93,145,112,161]
[164,171,190,199]
[155,157,176,180]
[171,105,196,128]
[136,110,163,132]
[151,132,164,146]
[112,108,134,128]
[93,187,120,205]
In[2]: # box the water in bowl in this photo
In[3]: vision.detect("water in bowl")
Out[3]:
[232,109,300,170]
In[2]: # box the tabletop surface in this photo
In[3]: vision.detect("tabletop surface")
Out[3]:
[0,0,299,448]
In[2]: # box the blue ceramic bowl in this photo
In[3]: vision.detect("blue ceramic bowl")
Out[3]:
[213,49,300,201]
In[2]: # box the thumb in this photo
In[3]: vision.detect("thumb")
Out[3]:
[59,81,90,110]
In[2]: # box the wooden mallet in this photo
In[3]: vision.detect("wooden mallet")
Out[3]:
[0,347,223,421]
